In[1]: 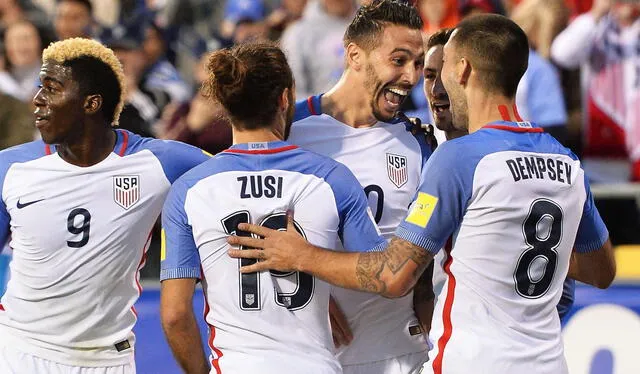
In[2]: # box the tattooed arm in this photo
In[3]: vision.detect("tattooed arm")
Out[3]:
[227,216,434,298]
[413,261,435,334]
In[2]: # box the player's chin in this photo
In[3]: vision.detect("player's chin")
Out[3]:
[375,95,401,122]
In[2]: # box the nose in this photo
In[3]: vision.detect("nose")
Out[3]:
[402,62,421,87]
[32,87,45,107]
[432,73,447,98]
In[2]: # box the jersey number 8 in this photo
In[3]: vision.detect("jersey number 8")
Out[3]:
[222,212,315,311]
[514,199,563,299]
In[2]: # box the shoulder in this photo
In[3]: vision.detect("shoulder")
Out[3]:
[0,140,50,188]
[119,130,211,183]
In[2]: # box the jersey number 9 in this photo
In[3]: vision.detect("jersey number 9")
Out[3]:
[222,211,315,311]
[67,208,91,248]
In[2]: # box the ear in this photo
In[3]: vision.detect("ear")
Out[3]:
[279,87,290,113]
[345,42,365,72]
[84,94,103,116]
[456,57,472,87]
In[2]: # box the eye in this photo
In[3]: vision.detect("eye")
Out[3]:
[392,58,405,66]
[424,73,435,81]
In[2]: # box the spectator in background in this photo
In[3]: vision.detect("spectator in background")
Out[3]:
[219,0,267,43]
[417,0,459,36]
[158,50,232,155]
[458,0,498,17]
[281,0,357,99]
[551,0,640,181]
[0,0,49,28]
[54,0,96,40]
[142,21,191,104]
[512,0,570,144]
[0,19,43,102]
[0,91,36,148]
[266,0,308,37]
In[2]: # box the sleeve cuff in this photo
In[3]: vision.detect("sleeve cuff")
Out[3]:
[160,267,201,281]
[366,240,389,252]
[395,226,442,254]
[574,227,610,253]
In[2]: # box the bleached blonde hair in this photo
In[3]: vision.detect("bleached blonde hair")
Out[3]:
[42,38,126,127]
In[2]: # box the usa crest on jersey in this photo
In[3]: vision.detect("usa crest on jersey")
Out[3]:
[113,175,140,210]
[386,153,408,188]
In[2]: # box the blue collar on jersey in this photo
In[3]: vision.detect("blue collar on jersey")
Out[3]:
[223,140,298,154]
[483,120,544,133]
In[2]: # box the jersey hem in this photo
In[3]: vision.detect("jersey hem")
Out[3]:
[0,326,135,367]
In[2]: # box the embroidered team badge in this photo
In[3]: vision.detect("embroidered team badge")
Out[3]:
[113,175,140,210]
[386,153,408,188]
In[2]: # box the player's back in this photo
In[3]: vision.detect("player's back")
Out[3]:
[419,121,605,373]
[162,141,385,374]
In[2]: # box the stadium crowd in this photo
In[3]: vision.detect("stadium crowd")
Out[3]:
[0,0,637,181]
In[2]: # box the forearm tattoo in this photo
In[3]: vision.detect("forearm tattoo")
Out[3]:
[355,237,432,294]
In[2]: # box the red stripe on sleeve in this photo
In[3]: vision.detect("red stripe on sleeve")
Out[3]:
[45,145,52,155]
[307,96,317,115]
[433,237,456,374]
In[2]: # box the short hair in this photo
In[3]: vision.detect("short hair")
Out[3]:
[202,41,293,130]
[426,28,453,49]
[450,14,529,98]
[56,0,93,14]
[344,0,423,51]
[42,38,125,126]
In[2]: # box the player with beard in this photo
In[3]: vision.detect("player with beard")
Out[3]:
[159,41,386,374]
[228,15,616,374]
[287,1,432,373]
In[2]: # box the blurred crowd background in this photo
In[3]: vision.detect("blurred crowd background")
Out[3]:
[0,0,638,279]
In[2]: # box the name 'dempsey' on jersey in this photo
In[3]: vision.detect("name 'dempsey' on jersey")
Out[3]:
[506,156,572,185]
[238,175,283,199]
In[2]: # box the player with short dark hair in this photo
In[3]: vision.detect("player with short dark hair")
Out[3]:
[229,14,616,374]
[159,41,385,374]
[288,1,433,372]
[0,38,209,373]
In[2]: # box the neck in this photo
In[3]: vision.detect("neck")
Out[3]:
[444,129,468,140]
[467,91,520,134]
[56,124,116,167]
[322,72,378,128]
[233,126,283,145]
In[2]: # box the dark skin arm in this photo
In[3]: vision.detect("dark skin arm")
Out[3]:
[160,278,209,374]
[568,238,616,289]
[227,212,434,298]
[413,261,435,335]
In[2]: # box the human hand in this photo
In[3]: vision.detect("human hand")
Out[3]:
[591,0,613,21]
[329,296,353,348]
[227,211,311,273]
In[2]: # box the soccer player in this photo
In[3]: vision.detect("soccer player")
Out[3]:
[287,1,432,372]
[228,14,616,374]
[0,38,209,373]
[159,42,386,374]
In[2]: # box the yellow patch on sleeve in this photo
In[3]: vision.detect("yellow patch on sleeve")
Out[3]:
[160,228,166,261]
[202,150,213,157]
[405,192,438,228]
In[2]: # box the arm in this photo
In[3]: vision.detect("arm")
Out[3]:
[160,278,209,374]
[413,261,435,334]
[228,221,433,298]
[568,238,616,288]
[550,0,610,68]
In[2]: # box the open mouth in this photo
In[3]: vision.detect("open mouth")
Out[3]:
[432,102,450,114]
[34,112,50,127]
[383,87,409,108]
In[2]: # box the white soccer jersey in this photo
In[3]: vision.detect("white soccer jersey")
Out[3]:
[396,121,609,374]
[161,140,386,374]
[0,129,209,367]
[289,95,432,365]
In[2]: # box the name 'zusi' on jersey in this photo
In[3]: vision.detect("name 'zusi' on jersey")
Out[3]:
[0,130,209,366]
[161,141,386,374]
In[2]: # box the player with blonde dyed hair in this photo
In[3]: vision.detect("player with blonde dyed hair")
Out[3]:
[0,38,210,373]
